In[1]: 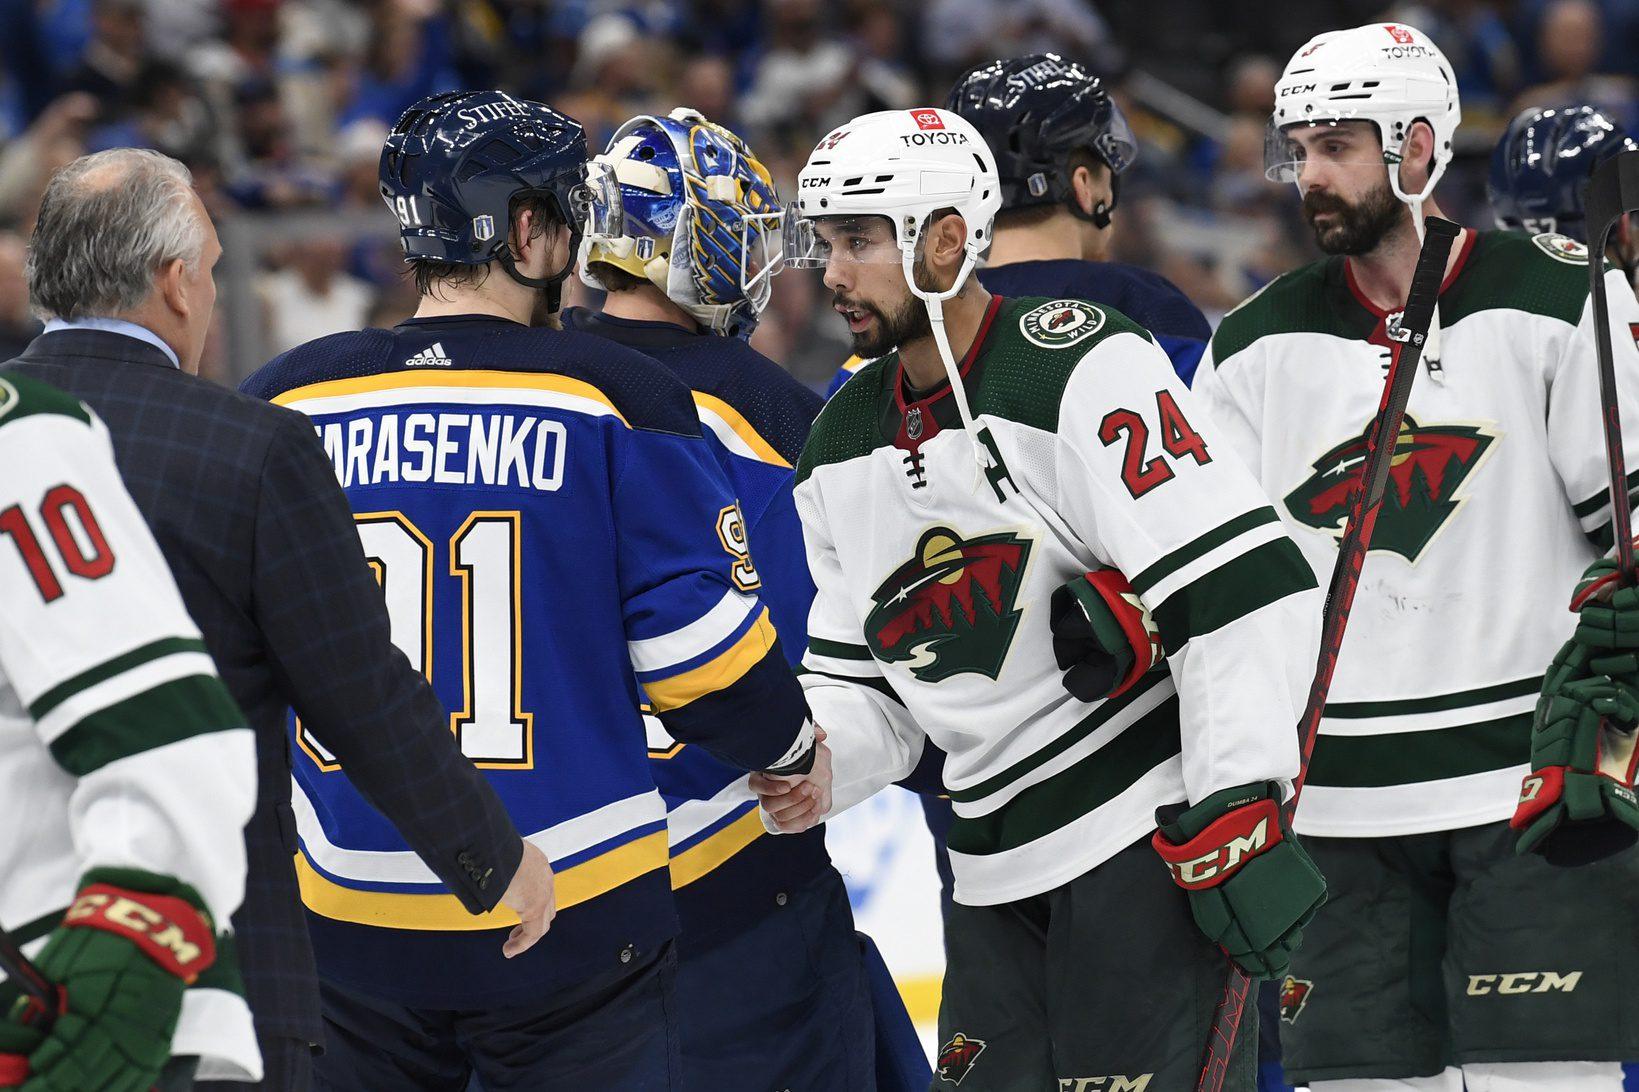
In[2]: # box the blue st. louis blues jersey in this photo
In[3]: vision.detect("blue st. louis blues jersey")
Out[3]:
[562,307,830,941]
[241,314,810,1007]
[826,258,1210,396]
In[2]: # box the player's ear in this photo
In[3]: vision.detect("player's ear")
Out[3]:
[932,211,968,276]
[1399,121,1436,193]
[1070,164,1106,218]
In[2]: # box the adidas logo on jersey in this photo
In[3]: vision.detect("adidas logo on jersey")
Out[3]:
[405,342,452,367]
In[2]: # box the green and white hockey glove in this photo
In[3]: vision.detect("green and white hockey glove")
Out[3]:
[1152,782,1326,980]
[1050,570,1165,703]
[1571,557,1639,662]
[0,868,216,1092]
[1512,639,1639,866]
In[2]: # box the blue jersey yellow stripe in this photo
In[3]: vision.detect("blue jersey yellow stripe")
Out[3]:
[271,369,631,426]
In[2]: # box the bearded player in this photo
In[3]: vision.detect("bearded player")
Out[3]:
[755,106,1327,1091]
[1193,23,1639,1092]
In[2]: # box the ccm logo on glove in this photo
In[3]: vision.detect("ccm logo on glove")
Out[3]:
[64,884,215,982]
[1152,797,1281,889]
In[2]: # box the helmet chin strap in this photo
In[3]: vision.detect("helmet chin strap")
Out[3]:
[499,228,582,315]
[1391,140,1446,383]
[904,243,987,490]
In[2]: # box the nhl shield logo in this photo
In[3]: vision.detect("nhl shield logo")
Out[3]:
[1280,976,1313,1024]
[1019,299,1105,349]
[907,406,925,440]
[936,1033,986,1085]
[472,214,496,242]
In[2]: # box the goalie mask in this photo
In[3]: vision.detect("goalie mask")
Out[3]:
[579,109,785,339]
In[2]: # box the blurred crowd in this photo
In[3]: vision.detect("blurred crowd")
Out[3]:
[0,0,1635,385]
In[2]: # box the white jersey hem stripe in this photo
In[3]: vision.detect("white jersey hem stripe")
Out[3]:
[34,652,220,745]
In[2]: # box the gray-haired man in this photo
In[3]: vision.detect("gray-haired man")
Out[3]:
[4,148,554,1091]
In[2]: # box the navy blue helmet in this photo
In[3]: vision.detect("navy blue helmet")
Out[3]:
[1488,104,1638,242]
[379,91,617,302]
[944,53,1137,228]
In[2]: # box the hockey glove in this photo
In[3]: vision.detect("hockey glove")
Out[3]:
[1571,557,1639,659]
[1153,782,1326,980]
[0,868,216,1092]
[1512,639,1639,866]
[1050,570,1165,703]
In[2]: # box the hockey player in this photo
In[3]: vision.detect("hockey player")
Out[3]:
[0,374,258,1089]
[826,53,1210,399]
[757,106,1327,1091]
[239,91,824,1091]
[1489,104,1638,288]
[1193,23,1639,1091]
[565,106,928,1092]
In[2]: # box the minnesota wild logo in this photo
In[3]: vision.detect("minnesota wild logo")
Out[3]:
[1285,414,1497,563]
[864,527,1032,683]
[1019,299,1105,349]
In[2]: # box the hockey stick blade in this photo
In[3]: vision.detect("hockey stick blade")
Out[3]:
[1584,149,1639,583]
[1196,216,1462,1092]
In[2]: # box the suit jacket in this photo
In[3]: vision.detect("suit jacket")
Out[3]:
[3,329,520,1044]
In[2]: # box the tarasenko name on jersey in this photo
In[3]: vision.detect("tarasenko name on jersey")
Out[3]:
[240,315,803,1007]
[313,404,568,491]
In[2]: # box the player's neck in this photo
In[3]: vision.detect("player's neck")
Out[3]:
[986,213,1091,266]
[415,273,537,326]
[601,285,700,332]
[1347,200,1462,313]
[899,284,994,392]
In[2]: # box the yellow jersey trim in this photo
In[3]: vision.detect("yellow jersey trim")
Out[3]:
[841,355,868,375]
[692,392,790,468]
[272,370,630,426]
[669,809,766,889]
[295,830,668,931]
[644,609,776,713]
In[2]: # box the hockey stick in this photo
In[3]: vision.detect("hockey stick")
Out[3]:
[1584,150,1639,583]
[0,925,57,1030]
[1195,215,1462,1092]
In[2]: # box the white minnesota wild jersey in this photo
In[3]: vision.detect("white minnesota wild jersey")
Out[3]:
[0,375,260,1080]
[795,295,1322,906]
[1194,229,1639,838]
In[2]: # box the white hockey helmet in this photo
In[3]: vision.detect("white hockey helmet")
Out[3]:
[786,107,1003,299]
[1266,22,1460,206]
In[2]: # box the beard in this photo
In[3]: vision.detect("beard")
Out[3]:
[835,258,941,358]
[1304,181,1405,256]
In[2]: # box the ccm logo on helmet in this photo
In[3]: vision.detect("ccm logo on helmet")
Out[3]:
[1466,971,1582,996]
[1279,84,1317,96]
[911,109,945,131]
[900,131,970,147]
[800,177,830,188]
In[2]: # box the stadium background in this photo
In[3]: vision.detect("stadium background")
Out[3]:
[0,0,1635,1063]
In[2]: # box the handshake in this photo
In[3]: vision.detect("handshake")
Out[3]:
[752,726,835,833]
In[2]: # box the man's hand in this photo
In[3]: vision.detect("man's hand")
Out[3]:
[752,727,833,833]
[498,840,555,958]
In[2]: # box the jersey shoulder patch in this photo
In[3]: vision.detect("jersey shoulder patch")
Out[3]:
[1017,298,1108,349]
[1531,231,1589,265]
[1438,230,1587,328]
[0,372,93,429]
[977,296,1154,434]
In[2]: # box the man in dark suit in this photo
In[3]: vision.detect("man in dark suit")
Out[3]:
[4,147,556,1091]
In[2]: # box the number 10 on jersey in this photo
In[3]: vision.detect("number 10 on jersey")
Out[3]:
[295,510,533,772]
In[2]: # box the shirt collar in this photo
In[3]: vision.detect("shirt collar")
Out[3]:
[42,317,180,369]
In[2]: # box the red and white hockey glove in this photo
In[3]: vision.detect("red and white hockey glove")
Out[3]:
[0,868,216,1092]
[1153,783,1327,979]
[1050,570,1165,703]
